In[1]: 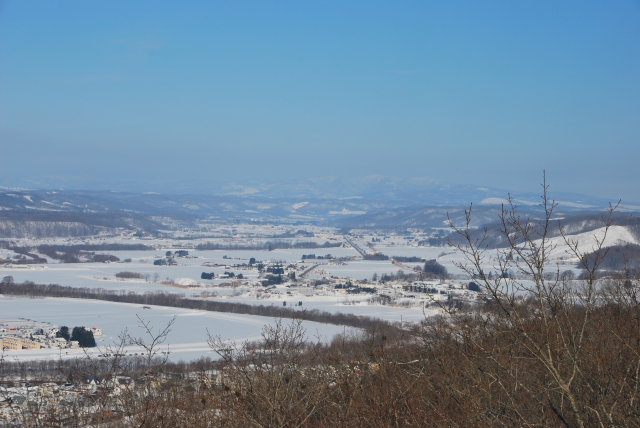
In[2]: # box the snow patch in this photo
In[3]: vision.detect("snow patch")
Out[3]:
[620,204,640,211]
[173,277,200,286]
[241,187,259,195]
[481,197,537,206]
[539,225,638,261]
[556,201,594,209]
[329,208,367,215]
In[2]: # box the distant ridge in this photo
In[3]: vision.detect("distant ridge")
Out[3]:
[0,177,636,237]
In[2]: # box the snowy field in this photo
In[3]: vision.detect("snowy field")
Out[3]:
[1,224,632,365]
[1,226,624,305]
[2,222,625,290]
[0,248,406,292]
[0,296,350,362]
[219,293,438,323]
[0,246,459,288]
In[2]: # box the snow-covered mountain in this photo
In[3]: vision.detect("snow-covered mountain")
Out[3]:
[1,176,637,237]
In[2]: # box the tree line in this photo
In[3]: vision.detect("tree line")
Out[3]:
[196,241,341,251]
[115,271,143,279]
[580,242,640,275]
[0,243,154,264]
[391,255,424,263]
[0,278,396,332]
[56,326,97,347]
[1,242,154,253]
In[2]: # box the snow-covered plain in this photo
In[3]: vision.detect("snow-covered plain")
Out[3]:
[4,221,628,289]
[1,224,629,293]
[1,223,634,363]
[1,226,626,303]
[0,296,349,362]
[220,294,438,322]
[0,248,402,292]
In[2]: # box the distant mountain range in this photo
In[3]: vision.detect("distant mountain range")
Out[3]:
[114,175,633,210]
[1,176,637,237]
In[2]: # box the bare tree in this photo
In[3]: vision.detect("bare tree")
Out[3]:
[438,174,635,426]
[208,318,331,427]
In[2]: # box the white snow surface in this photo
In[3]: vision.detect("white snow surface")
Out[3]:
[538,225,636,262]
[0,296,349,362]
[173,277,201,286]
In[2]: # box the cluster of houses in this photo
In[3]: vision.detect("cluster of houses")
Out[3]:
[0,375,134,424]
[151,256,483,307]
[0,319,102,351]
[0,382,86,423]
[193,258,484,307]
[0,369,222,424]
[246,276,482,308]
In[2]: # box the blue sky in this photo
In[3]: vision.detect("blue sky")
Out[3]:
[1,1,639,201]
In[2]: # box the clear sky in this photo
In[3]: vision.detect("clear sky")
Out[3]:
[1,1,639,201]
